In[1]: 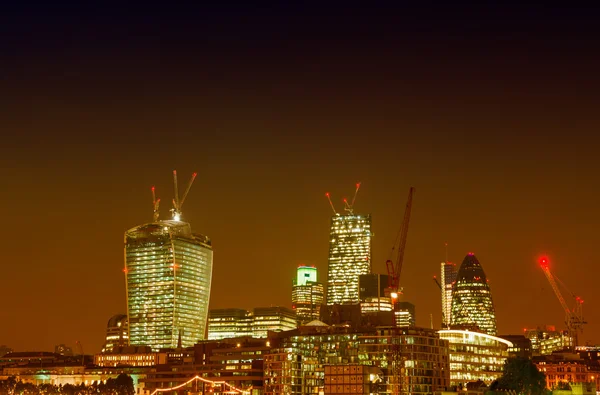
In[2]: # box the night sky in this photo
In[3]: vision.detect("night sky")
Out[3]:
[1,4,599,352]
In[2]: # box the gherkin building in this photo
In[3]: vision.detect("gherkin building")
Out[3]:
[450,253,497,335]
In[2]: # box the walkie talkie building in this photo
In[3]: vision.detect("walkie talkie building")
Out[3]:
[124,220,213,350]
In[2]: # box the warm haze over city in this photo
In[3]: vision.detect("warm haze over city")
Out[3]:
[1,3,600,354]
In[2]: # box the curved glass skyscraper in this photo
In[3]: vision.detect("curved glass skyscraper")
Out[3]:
[450,253,497,335]
[125,220,213,350]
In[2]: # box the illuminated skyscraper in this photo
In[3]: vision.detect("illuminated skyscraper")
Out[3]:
[326,214,372,305]
[292,266,324,324]
[440,261,457,328]
[125,220,213,350]
[450,253,497,335]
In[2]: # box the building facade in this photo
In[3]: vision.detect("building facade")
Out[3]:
[438,329,511,388]
[252,307,297,338]
[441,261,457,328]
[102,314,129,353]
[125,220,213,350]
[359,274,393,314]
[327,214,372,305]
[292,266,324,325]
[525,326,574,355]
[395,301,416,328]
[450,253,497,336]
[207,308,253,340]
[264,324,450,395]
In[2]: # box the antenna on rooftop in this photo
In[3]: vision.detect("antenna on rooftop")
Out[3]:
[170,170,198,221]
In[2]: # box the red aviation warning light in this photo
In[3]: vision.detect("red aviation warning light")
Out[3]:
[540,256,549,269]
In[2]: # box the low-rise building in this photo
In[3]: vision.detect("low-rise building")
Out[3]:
[438,329,512,388]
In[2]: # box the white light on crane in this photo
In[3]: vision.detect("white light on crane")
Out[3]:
[173,214,181,221]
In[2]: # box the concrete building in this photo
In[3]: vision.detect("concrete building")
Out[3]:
[292,266,324,324]
[534,352,600,391]
[450,253,497,336]
[438,329,512,388]
[102,314,129,353]
[327,213,372,305]
[125,219,213,351]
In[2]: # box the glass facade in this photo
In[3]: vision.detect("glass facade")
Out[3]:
[450,253,497,336]
[264,326,450,395]
[438,329,511,388]
[207,308,253,340]
[327,214,372,305]
[102,314,129,353]
[125,220,213,351]
[441,261,457,328]
[292,281,324,325]
[252,307,297,338]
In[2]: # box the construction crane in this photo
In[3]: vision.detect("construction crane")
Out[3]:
[151,186,161,222]
[170,170,197,221]
[75,340,85,367]
[539,256,586,347]
[433,275,446,327]
[385,187,415,305]
[325,182,361,216]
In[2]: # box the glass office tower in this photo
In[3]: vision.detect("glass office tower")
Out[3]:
[326,214,372,305]
[450,253,497,336]
[125,220,213,350]
[292,266,324,324]
[441,261,457,328]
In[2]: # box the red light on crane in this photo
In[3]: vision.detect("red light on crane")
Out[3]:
[539,256,549,268]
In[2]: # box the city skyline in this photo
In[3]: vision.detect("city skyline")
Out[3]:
[2,3,600,352]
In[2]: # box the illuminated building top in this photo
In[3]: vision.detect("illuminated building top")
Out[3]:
[450,253,497,336]
[326,214,372,305]
[295,266,318,286]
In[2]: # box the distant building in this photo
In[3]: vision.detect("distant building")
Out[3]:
[395,301,416,328]
[252,307,297,338]
[207,307,296,340]
[102,314,129,353]
[499,334,532,359]
[0,345,13,357]
[439,329,511,388]
[450,253,497,336]
[534,352,600,391]
[359,274,393,314]
[54,344,73,356]
[94,346,166,367]
[327,213,372,305]
[440,261,457,328]
[125,220,213,351]
[292,266,324,324]
[208,308,253,340]
[525,325,574,355]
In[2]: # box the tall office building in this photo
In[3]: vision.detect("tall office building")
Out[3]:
[292,266,324,324]
[359,273,393,314]
[440,262,457,328]
[450,253,497,336]
[326,214,372,305]
[102,314,129,353]
[125,220,213,350]
[252,307,297,338]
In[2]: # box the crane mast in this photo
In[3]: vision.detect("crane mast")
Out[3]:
[539,257,586,347]
[386,187,415,301]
